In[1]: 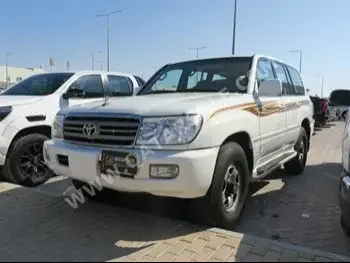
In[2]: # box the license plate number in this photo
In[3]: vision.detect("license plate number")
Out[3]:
[100,151,138,179]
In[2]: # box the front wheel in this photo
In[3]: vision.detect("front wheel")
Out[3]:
[284,127,308,175]
[195,142,250,230]
[341,214,350,237]
[3,134,54,187]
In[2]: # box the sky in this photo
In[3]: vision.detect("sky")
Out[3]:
[0,0,349,97]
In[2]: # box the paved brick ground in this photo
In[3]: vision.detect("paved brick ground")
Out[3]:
[237,122,350,256]
[0,182,349,262]
[0,121,349,262]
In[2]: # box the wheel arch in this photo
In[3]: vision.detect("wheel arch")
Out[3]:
[221,131,254,177]
[7,125,51,158]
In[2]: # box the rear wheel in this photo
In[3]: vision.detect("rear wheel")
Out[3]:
[3,134,54,187]
[195,142,250,230]
[284,127,308,175]
[341,214,350,237]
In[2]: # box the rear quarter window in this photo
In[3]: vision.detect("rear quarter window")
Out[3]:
[287,66,305,95]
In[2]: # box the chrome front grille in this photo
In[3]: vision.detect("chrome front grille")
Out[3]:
[63,114,140,146]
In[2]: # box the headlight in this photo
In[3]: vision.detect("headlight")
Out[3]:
[0,106,13,122]
[52,114,65,139]
[136,115,203,145]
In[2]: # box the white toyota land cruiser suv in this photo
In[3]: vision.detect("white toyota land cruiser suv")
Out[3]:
[44,55,314,229]
[0,71,143,187]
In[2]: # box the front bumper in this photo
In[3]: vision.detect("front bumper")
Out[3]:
[43,140,219,199]
[0,121,18,165]
[339,172,350,225]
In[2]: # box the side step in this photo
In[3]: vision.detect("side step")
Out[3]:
[253,151,297,180]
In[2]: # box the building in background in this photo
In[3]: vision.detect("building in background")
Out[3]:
[0,66,45,89]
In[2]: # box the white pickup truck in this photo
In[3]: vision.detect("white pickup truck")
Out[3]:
[44,55,314,229]
[0,71,143,186]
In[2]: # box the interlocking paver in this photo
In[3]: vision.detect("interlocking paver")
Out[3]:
[224,237,241,248]
[279,249,299,262]
[1,123,350,262]
[167,240,190,255]
[172,250,195,262]
[263,250,280,262]
[212,245,233,261]
[244,253,263,262]
[186,238,208,253]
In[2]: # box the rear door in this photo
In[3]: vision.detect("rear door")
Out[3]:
[285,65,308,145]
[106,74,135,97]
[270,60,296,148]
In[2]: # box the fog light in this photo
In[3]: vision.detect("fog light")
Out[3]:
[150,164,179,179]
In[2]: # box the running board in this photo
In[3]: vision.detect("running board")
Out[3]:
[252,152,297,180]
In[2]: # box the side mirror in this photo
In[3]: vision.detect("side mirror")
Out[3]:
[62,88,85,100]
[258,79,283,97]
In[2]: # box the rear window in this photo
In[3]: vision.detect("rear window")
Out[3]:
[329,90,350,106]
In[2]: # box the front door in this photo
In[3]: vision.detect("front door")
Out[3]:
[60,74,106,109]
[256,58,288,164]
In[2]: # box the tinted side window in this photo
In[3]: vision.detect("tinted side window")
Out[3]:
[107,75,133,96]
[287,66,305,95]
[256,59,275,89]
[69,74,104,98]
[271,61,290,95]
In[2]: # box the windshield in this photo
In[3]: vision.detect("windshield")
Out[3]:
[2,73,74,96]
[329,90,350,106]
[138,57,252,95]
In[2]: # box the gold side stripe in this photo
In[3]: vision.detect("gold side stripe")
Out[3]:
[209,99,310,120]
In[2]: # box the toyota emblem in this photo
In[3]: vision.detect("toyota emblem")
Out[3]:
[82,123,98,137]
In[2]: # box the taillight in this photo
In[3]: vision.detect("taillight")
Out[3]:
[321,100,327,113]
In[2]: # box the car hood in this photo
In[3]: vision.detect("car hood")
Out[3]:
[59,93,253,118]
[0,96,44,107]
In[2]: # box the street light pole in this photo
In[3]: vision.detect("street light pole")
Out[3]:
[317,75,324,98]
[290,50,303,74]
[232,0,237,55]
[5,53,11,88]
[95,10,122,72]
[189,46,207,59]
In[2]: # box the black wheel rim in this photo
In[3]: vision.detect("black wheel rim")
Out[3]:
[19,142,49,182]
[222,163,242,213]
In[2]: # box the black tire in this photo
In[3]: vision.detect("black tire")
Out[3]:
[341,214,350,237]
[284,127,308,175]
[194,142,250,230]
[3,133,54,187]
[72,179,107,201]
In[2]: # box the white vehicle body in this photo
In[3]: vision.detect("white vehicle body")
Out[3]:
[44,55,314,201]
[0,71,142,186]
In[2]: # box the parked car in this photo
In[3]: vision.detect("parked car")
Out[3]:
[44,54,314,229]
[329,89,350,120]
[0,71,144,187]
[310,96,329,126]
[340,110,350,236]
